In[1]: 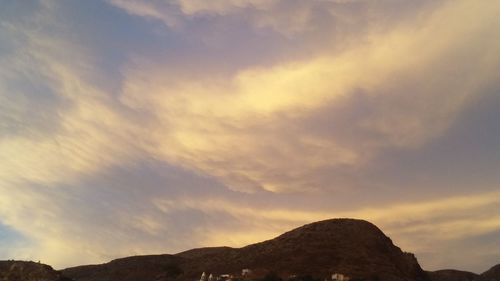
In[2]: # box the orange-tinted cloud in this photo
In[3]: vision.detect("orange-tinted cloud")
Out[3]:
[1,0,500,273]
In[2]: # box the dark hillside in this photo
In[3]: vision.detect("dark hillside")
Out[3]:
[63,219,428,281]
[0,260,71,281]
[427,269,478,281]
[477,264,500,281]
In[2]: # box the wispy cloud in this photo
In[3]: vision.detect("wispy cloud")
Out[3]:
[0,0,500,273]
[119,0,500,193]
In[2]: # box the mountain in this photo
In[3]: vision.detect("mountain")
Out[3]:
[427,270,478,281]
[0,260,71,281]
[477,264,500,281]
[63,218,428,281]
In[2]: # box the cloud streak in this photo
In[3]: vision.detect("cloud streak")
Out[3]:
[0,0,499,273]
[119,0,500,193]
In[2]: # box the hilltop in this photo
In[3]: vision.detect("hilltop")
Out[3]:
[0,260,70,281]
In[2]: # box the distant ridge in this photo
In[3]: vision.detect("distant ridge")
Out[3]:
[427,269,478,281]
[427,264,500,281]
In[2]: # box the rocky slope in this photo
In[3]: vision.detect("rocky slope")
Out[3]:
[0,261,71,281]
[63,218,428,281]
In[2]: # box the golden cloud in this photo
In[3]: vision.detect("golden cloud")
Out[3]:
[1,0,500,271]
[119,0,500,192]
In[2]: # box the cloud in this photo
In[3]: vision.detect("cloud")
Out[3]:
[106,0,182,27]
[118,0,500,193]
[106,0,438,36]
[0,2,143,188]
[1,0,500,273]
[2,154,500,270]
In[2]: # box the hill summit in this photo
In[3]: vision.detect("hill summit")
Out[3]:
[0,260,70,281]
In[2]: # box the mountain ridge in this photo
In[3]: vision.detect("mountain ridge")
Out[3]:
[62,218,427,281]
[1,219,499,281]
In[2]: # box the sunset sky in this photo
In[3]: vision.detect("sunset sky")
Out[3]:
[1,0,500,272]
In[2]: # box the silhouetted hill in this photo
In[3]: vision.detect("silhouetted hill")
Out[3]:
[0,260,72,281]
[477,264,500,281]
[63,218,428,281]
[427,269,478,281]
[427,264,500,281]
[62,255,184,281]
[177,219,427,281]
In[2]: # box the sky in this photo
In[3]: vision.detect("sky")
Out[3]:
[0,0,500,273]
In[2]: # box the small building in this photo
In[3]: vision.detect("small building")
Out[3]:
[218,274,232,281]
[200,272,207,281]
[332,273,346,281]
[242,269,252,276]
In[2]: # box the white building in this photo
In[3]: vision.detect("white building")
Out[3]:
[200,272,207,281]
[332,273,345,281]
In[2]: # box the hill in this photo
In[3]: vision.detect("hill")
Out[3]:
[63,218,428,281]
[0,260,71,281]
[427,270,478,281]
[427,264,500,281]
[62,255,183,281]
